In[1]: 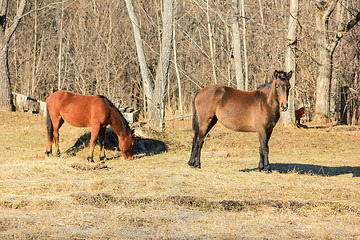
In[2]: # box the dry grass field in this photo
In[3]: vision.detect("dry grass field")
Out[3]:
[0,111,360,239]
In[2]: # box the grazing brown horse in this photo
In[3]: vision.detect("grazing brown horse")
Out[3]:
[188,70,292,171]
[45,90,134,162]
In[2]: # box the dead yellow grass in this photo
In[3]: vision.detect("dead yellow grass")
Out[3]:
[0,111,359,239]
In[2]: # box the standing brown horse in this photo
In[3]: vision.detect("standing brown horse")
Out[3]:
[45,90,134,162]
[188,70,292,171]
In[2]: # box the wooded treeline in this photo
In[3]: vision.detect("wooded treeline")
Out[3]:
[4,0,360,127]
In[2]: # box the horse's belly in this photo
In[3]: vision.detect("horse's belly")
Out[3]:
[60,110,91,127]
[216,110,256,132]
[62,115,90,127]
[220,119,255,132]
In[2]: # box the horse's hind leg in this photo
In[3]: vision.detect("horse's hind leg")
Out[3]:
[88,124,100,162]
[188,115,218,168]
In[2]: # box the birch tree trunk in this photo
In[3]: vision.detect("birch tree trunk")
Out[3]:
[230,0,244,90]
[281,0,298,127]
[0,0,27,111]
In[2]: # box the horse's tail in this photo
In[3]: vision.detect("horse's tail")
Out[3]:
[46,106,53,142]
[192,92,200,137]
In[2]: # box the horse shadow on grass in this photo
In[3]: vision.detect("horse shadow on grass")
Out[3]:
[64,128,167,159]
[241,163,360,177]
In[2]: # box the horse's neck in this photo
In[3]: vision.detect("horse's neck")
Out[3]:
[264,82,280,112]
[110,108,129,138]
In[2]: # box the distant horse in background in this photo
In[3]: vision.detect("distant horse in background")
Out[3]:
[188,70,292,171]
[45,90,134,162]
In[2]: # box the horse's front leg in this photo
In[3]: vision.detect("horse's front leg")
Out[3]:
[98,127,107,162]
[258,140,270,171]
[88,125,100,162]
[53,117,64,157]
[257,128,271,172]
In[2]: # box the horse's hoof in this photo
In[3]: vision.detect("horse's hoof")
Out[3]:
[45,150,52,156]
[188,161,201,169]
[87,156,94,162]
[259,167,272,173]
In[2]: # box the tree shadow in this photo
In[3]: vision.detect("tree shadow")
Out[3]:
[240,163,360,177]
[64,128,167,159]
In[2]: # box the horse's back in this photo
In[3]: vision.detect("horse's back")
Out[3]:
[47,90,111,127]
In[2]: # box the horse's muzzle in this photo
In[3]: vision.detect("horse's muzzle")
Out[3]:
[280,103,288,111]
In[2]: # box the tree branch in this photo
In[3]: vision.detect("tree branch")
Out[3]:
[4,0,26,43]
[329,11,360,53]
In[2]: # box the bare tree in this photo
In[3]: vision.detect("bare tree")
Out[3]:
[125,0,174,130]
[314,0,360,121]
[0,0,27,111]
[5,0,360,126]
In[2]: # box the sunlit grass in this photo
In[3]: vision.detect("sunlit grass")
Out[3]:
[0,112,359,239]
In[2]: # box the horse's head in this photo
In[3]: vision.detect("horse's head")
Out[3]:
[273,70,292,111]
[119,131,134,160]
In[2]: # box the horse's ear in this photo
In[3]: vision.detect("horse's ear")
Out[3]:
[287,70,293,79]
[274,70,279,79]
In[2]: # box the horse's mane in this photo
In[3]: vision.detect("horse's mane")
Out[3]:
[98,95,131,133]
[257,81,273,91]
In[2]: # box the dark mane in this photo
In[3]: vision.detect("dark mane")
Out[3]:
[98,95,131,133]
[257,81,273,91]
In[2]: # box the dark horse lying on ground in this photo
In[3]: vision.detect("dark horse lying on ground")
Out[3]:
[45,90,134,162]
[188,70,292,171]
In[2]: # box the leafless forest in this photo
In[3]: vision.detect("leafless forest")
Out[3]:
[7,0,360,123]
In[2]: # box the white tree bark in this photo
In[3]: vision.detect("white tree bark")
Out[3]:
[124,0,153,119]
[153,0,174,130]
[281,0,298,127]
[240,0,249,90]
[206,0,217,84]
[57,0,63,91]
[230,0,244,90]
[173,24,183,115]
